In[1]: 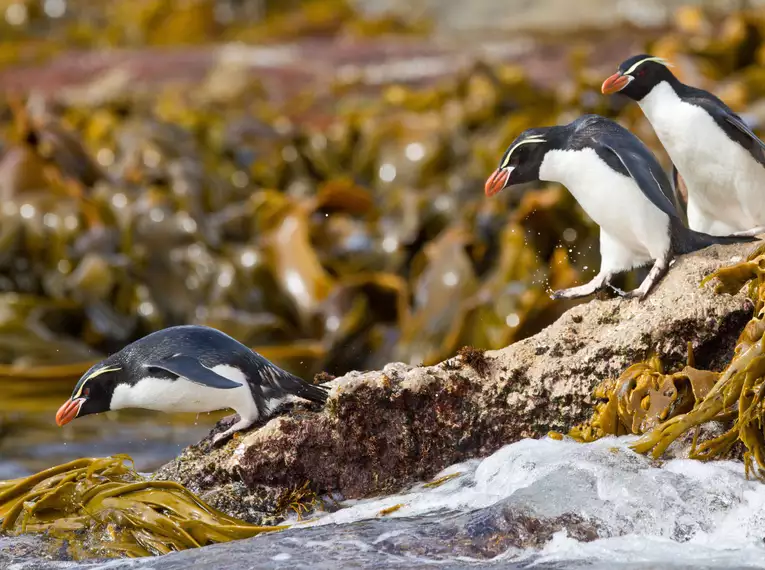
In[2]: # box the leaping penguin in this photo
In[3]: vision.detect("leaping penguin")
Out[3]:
[55,325,330,445]
[602,54,765,236]
[484,114,760,300]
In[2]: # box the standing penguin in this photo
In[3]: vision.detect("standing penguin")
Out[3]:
[55,325,329,445]
[484,114,759,300]
[601,54,765,236]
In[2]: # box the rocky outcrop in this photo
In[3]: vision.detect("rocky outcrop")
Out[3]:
[157,242,755,522]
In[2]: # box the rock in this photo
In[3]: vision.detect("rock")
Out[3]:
[156,242,755,522]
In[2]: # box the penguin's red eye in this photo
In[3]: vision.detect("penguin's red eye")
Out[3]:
[83,387,90,397]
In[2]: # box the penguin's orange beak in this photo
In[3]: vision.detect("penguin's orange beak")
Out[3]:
[601,72,631,95]
[55,397,85,426]
[485,167,512,197]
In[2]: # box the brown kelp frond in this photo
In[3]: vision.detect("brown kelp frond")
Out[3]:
[567,350,717,444]
[0,456,287,559]
[378,503,404,516]
[422,472,462,489]
[569,250,765,478]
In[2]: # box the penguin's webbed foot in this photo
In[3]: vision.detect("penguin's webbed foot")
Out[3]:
[209,415,257,448]
[620,289,648,300]
[210,431,233,448]
[550,282,605,300]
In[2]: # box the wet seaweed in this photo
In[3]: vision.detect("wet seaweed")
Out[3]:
[422,472,462,489]
[0,455,287,559]
[377,503,404,516]
[568,246,765,478]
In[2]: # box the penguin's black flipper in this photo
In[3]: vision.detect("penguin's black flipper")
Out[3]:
[599,139,679,220]
[682,90,765,165]
[145,354,243,389]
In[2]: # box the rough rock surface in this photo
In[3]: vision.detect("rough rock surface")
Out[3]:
[155,242,756,522]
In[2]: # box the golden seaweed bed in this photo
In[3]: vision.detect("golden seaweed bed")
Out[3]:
[0,455,287,559]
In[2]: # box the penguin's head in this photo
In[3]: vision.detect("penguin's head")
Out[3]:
[55,358,125,426]
[485,127,556,196]
[601,54,676,101]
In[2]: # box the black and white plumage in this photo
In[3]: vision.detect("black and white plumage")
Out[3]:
[55,325,329,445]
[485,114,759,300]
[602,54,765,236]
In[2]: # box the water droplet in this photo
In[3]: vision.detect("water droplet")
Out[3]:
[281,146,298,162]
[505,313,520,327]
[43,0,66,18]
[217,271,233,288]
[311,134,327,150]
[232,170,249,188]
[179,213,197,233]
[443,271,459,287]
[97,147,114,167]
[382,236,398,253]
[5,3,28,26]
[240,250,259,268]
[111,193,128,209]
[43,213,59,228]
[19,204,35,219]
[149,208,165,223]
[138,301,155,317]
[405,142,425,162]
[379,163,397,182]
[326,316,340,332]
[64,215,79,231]
[435,195,451,212]
[143,148,161,168]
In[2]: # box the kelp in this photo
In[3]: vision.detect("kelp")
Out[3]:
[567,347,718,443]
[0,455,287,559]
[567,245,765,478]
[0,46,592,382]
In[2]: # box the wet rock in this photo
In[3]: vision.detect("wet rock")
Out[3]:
[156,242,755,520]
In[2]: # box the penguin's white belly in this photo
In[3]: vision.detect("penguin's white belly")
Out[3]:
[539,148,670,262]
[639,83,765,233]
[110,364,257,416]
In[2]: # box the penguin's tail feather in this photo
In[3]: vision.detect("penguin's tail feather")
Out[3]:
[675,224,761,255]
[265,364,329,405]
[290,375,330,405]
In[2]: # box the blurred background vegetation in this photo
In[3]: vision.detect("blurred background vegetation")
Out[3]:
[1,0,765,474]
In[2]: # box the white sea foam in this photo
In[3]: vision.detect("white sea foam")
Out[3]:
[295,435,765,568]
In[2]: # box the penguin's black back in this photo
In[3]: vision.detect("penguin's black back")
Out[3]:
[118,325,256,374]
[675,83,765,168]
[116,325,329,405]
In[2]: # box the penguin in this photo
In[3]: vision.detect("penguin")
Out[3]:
[54,325,329,445]
[484,114,760,300]
[601,54,765,236]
